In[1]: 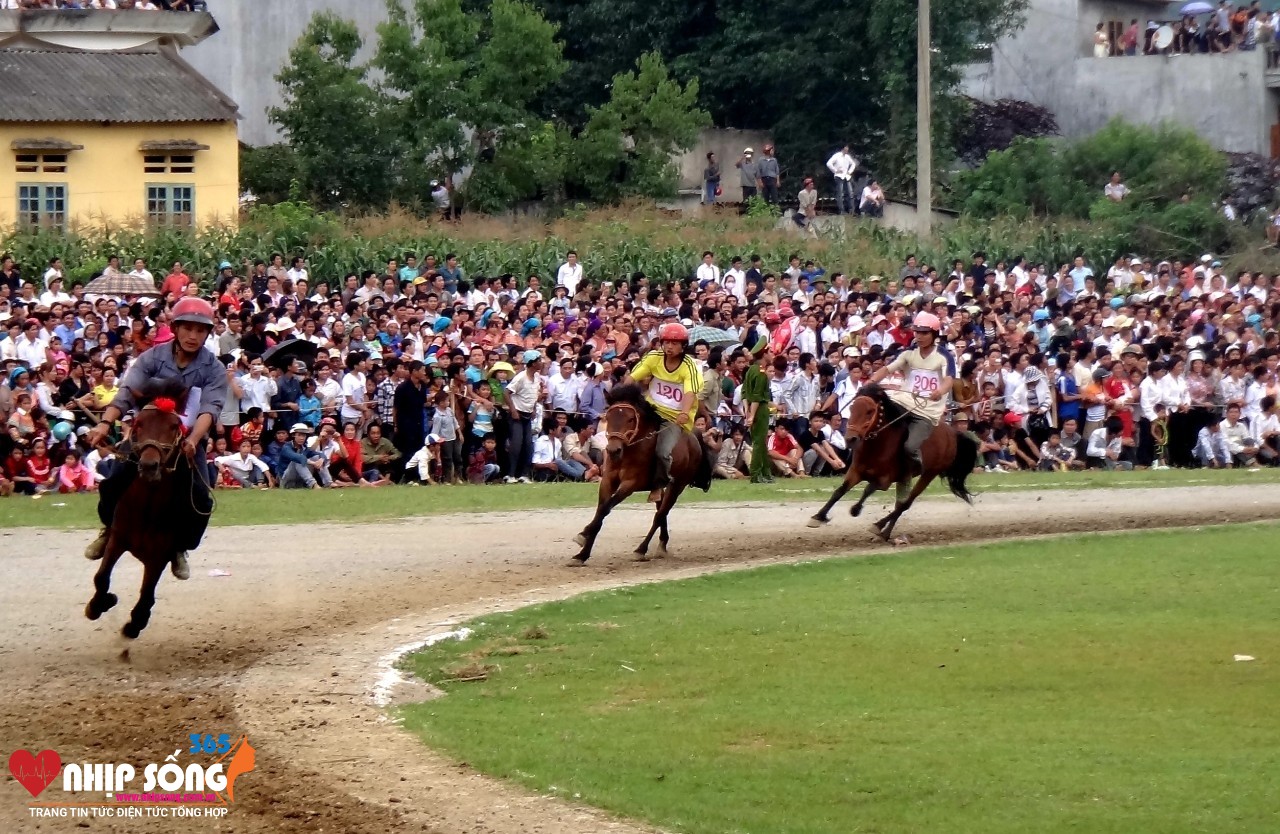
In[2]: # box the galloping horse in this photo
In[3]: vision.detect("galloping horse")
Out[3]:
[570,384,709,564]
[85,380,204,638]
[808,384,978,541]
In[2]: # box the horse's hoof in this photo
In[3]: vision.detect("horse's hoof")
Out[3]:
[85,593,117,621]
[565,557,588,568]
[654,546,668,559]
[633,552,651,562]
[807,517,827,528]
[121,622,142,640]
[573,533,586,547]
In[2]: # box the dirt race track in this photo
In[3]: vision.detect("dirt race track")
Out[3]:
[3,483,1280,833]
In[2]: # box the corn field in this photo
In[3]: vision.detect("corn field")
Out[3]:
[0,201,1239,290]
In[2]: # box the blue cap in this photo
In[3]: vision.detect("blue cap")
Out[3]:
[1032,309,1050,322]
[661,307,679,317]
[218,261,232,270]
[522,349,541,363]
[465,366,483,383]
[1110,297,1124,309]
[432,318,451,334]
[521,318,541,336]
[8,366,29,387]
[1247,313,1262,325]
[602,350,617,361]
[423,354,439,366]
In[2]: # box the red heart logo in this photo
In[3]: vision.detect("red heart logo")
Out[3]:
[8,750,62,799]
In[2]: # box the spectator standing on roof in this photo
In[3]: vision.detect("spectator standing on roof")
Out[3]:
[736,148,759,200]
[825,145,857,215]
[757,144,781,204]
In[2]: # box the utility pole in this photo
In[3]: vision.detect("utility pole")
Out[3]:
[917,0,932,238]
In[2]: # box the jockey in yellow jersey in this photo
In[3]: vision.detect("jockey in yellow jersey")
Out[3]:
[866,311,952,474]
[625,322,703,501]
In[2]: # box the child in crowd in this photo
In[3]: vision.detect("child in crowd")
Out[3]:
[56,449,97,494]
[298,379,322,429]
[466,379,496,449]
[467,435,501,484]
[1037,431,1076,472]
[431,390,462,484]
[405,434,441,485]
[25,438,56,494]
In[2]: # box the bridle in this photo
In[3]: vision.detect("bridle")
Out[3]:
[849,390,917,441]
[131,404,184,473]
[605,403,658,448]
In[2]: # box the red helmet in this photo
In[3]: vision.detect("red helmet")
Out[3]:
[171,296,214,328]
[659,322,689,343]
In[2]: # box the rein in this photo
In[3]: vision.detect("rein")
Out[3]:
[852,390,924,440]
[605,403,659,448]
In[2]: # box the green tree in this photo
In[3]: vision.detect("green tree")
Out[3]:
[570,52,711,203]
[375,0,567,210]
[239,144,303,205]
[269,14,401,208]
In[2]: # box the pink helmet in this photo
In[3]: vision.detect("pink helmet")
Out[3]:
[911,312,941,332]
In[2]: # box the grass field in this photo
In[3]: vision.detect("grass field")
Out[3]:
[1,467,1278,530]
[400,523,1280,834]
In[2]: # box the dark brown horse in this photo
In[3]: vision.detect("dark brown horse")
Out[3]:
[808,384,978,541]
[570,384,708,565]
[84,381,201,639]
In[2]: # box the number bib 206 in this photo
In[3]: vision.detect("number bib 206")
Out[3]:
[648,377,685,410]
[908,369,940,395]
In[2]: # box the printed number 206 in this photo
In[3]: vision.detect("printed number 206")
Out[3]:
[912,376,939,393]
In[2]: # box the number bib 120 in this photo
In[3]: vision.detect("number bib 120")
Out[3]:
[648,377,685,410]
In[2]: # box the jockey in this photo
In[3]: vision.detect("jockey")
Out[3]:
[84,297,227,580]
[625,322,703,500]
[866,311,952,474]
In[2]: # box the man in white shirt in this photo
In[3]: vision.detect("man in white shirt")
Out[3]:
[42,257,64,290]
[15,319,48,367]
[1221,404,1259,467]
[128,258,155,288]
[724,256,747,305]
[546,358,582,413]
[825,145,857,215]
[859,180,885,217]
[1104,172,1128,202]
[695,251,721,288]
[340,352,371,425]
[556,251,583,297]
[238,358,278,415]
[38,277,73,308]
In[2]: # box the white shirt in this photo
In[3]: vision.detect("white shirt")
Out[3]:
[696,262,721,288]
[239,373,277,413]
[129,268,155,287]
[216,453,271,476]
[556,262,583,296]
[1139,376,1163,421]
[15,335,46,367]
[38,290,73,307]
[825,151,857,180]
[1104,182,1129,201]
[533,434,561,466]
[547,372,582,412]
[860,185,884,208]
[287,267,309,284]
[340,371,366,423]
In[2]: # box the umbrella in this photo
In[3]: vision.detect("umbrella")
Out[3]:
[82,272,157,297]
[261,337,319,370]
[1180,2,1214,15]
[687,325,740,348]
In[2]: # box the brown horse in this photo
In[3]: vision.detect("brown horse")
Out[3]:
[808,384,978,541]
[84,382,202,639]
[569,384,708,565]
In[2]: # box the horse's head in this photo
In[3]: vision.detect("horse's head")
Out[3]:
[129,381,187,481]
[603,382,656,461]
[846,392,882,442]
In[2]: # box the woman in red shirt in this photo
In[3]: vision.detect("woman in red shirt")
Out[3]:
[331,421,371,486]
[24,437,56,493]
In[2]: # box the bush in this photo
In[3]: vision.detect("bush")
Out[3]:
[952,119,1231,259]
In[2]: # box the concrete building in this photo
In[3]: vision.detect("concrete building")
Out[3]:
[962,0,1279,156]
[185,0,389,147]
[0,10,240,230]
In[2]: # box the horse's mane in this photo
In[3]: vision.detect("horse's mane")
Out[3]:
[857,383,907,421]
[606,382,660,423]
[131,377,189,405]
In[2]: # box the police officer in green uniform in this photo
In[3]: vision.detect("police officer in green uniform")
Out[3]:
[741,333,774,483]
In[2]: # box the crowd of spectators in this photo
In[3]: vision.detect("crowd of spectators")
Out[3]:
[1,242,1279,498]
[0,1,204,10]
[1096,3,1278,57]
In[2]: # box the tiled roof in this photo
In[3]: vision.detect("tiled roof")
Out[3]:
[0,49,238,123]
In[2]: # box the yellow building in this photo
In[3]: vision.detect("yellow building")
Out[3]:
[0,46,240,230]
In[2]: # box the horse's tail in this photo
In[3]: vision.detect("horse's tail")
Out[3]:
[944,430,979,505]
